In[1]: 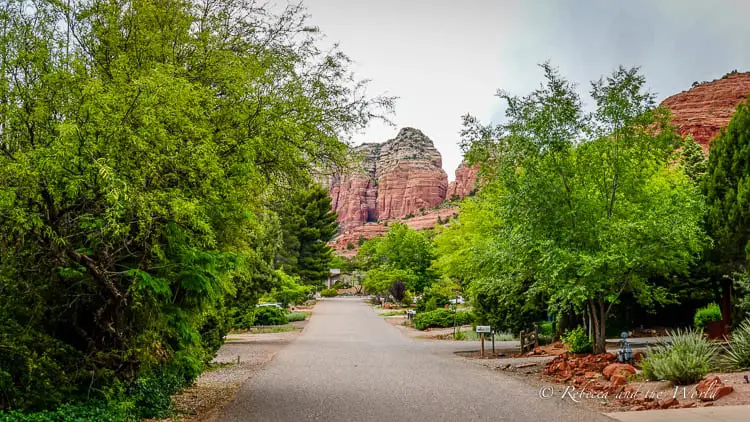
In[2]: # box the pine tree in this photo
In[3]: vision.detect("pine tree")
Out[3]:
[277,186,339,285]
[704,100,750,276]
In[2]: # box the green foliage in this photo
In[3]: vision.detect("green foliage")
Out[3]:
[722,319,750,371]
[358,223,435,293]
[362,267,419,296]
[0,401,136,422]
[458,64,707,353]
[253,307,288,326]
[320,288,338,298]
[263,270,311,309]
[413,309,473,330]
[694,303,723,330]
[561,327,593,354]
[285,312,307,322]
[680,136,708,184]
[415,288,450,312]
[0,0,390,412]
[641,329,718,385]
[402,290,414,306]
[275,186,339,285]
[703,100,750,307]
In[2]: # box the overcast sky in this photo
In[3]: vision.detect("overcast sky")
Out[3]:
[304,0,750,179]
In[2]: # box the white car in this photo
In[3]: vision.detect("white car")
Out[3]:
[449,296,465,305]
[255,302,283,309]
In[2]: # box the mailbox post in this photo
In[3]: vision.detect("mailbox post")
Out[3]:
[476,326,491,357]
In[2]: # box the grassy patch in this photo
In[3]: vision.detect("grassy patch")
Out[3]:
[380,310,406,317]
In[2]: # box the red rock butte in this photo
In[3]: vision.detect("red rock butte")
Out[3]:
[660,71,750,151]
[320,127,478,254]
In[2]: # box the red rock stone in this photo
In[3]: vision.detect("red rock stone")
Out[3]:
[610,374,627,387]
[447,162,480,199]
[584,371,598,379]
[602,363,637,380]
[659,398,679,409]
[696,376,734,401]
[661,72,750,151]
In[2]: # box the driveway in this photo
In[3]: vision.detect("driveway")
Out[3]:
[220,297,612,421]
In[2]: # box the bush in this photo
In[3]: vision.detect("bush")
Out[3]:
[320,288,338,298]
[723,319,750,371]
[416,289,450,312]
[0,400,136,422]
[253,307,288,326]
[561,326,593,354]
[402,291,414,306]
[694,303,722,330]
[641,328,718,385]
[285,312,307,322]
[413,309,473,330]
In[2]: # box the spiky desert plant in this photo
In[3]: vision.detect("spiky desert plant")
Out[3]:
[722,319,750,371]
[641,328,718,385]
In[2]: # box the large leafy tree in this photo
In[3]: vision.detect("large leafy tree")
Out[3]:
[275,185,339,286]
[460,64,707,352]
[0,0,390,410]
[703,100,750,321]
[357,223,435,293]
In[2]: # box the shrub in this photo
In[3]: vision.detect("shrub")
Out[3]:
[402,290,414,307]
[131,367,187,419]
[285,312,307,322]
[390,281,406,303]
[694,303,722,330]
[641,328,718,385]
[0,400,136,422]
[253,307,288,326]
[723,318,750,371]
[416,289,450,312]
[561,326,593,354]
[413,309,473,330]
[320,288,338,298]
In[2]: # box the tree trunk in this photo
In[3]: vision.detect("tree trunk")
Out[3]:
[589,298,607,354]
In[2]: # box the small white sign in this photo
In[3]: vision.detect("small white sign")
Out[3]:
[476,325,491,333]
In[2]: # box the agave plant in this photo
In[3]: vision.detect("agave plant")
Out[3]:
[641,328,718,385]
[722,319,750,371]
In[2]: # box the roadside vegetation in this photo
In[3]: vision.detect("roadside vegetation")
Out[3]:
[0,0,390,419]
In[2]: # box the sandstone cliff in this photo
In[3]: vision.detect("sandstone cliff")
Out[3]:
[661,71,750,150]
[328,128,449,230]
[447,162,479,200]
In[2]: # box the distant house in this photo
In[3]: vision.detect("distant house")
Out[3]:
[327,268,342,289]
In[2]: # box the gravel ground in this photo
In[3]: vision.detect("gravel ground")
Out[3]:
[161,326,303,422]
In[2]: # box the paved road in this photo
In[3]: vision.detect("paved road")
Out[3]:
[220,298,612,421]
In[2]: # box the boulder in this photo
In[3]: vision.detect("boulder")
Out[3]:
[602,363,637,380]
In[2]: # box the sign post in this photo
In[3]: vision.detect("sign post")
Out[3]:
[476,326,491,357]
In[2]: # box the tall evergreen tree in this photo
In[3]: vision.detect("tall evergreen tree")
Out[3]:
[277,186,339,285]
[704,100,750,322]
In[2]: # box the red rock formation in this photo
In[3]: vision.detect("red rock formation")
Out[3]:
[330,207,458,256]
[661,72,750,150]
[447,162,479,200]
[327,128,448,229]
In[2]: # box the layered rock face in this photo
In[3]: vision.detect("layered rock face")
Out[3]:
[661,72,750,150]
[447,162,479,199]
[328,128,449,229]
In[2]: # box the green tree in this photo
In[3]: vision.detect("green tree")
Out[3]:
[357,223,435,292]
[703,100,750,321]
[276,185,339,286]
[680,136,708,184]
[0,0,390,411]
[460,64,707,353]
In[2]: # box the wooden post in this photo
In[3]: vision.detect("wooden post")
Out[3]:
[520,330,525,354]
[534,323,540,348]
[480,332,485,357]
[492,331,495,355]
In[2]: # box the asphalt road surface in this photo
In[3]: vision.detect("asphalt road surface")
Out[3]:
[220,298,612,421]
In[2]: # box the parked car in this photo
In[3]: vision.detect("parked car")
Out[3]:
[255,302,283,309]
[449,296,464,305]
